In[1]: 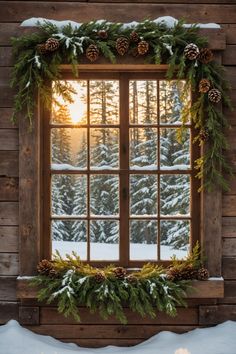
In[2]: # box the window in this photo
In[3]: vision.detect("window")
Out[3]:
[42,71,200,267]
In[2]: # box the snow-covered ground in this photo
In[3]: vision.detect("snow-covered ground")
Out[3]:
[0,320,236,354]
[52,241,187,260]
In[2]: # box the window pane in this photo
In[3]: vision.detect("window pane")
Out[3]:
[52,220,87,260]
[130,128,157,169]
[159,80,190,125]
[160,175,190,216]
[90,175,119,216]
[52,80,87,125]
[160,128,190,169]
[129,80,157,124]
[51,128,87,170]
[90,128,119,169]
[90,220,119,260]
[90,80,119,125]
[160,220,190,260]
[130,220,158,260]
[52,175,87,216]
[130,175,157,216]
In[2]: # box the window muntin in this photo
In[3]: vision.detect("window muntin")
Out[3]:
[44,73,198,266]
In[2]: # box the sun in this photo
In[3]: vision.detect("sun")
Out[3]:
[68,99,86,124]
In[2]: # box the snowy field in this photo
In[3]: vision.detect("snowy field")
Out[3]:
[52,241,187,260]
[0,320,236,354]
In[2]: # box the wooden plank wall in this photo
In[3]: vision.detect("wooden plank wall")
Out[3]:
[0,0,236,347]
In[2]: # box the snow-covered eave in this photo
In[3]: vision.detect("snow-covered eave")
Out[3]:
[16,276,224,299]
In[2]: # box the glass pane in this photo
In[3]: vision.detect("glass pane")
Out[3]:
[130,175,157,216]
[160,220,190,260]
[160,175,190,216]
[90,80,119,125]
[129,81,157,124]
[130,128,157,169]
[90,128,119,169]
[90,175,119,216]
[159,80,190,125]
[52,220,87,260]
[160,128,190,169]
[90,220,119,260]
[52,80,87,124]
[51,128,87,170]
[130,220,158,260]
[52,175,87,216]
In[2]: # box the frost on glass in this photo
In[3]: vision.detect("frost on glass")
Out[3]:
[90,220,119,260]
[90,80,119,125]
[130,128,157,170]
[160,128,190,170]
[51,174,87,216]
[130,175,157,216]
[130,220,158,260]
[51,128,87,170]
[160,175,190,216]
[159,80,190,125]
[160,220,190,259]
[90,175,119,216]
[90,128,119,169]
[51,80,87,125]
[52,220,87,260]
[129,80,157,125]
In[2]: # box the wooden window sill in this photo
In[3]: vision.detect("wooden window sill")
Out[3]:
[16,277,224,300]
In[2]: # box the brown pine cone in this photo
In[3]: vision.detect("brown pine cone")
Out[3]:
[130,31,140,43]
[199,128,209,142]
[197,267,209,281]
[45,38,60,52]
[137,40,149,55]
[126,274,138,284]
[167,265,197,281]
[98,30,108,39]
[208,88,221,103]
[113,267,127,279]
[37,259,53,275]
[199,79,211,93]
[198,48,214,64]
[116,37,130,56]
[86,44,100,62]
[36,43,47,55]
[181,265,198,280]
[166,267,183,281]
[131,47,139,57]
[94,271,106,283]
[184,43,200,60]
[48,268,59,278]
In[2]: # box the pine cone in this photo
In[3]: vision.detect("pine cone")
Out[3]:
[208,88,221,103]
[37,259,53,275]
[94,271,106,283]
[98,30,108,39]
[197,267,209,281]
[48,268,59,278]
[166,267,183,281]
[184,43,200,60]
[36,43,47,55]
[130,31,139,43]
[167,265,197,281]
[198,48,214,64]
[126,274,138,284]
[181,265,198,280]
[113,267,127,279]
[131,47,139,57]
[116,37,129,56]
[137,40,149,55]
[86,44,100,62]
[199,79,211,93]
[199,128,209,142]
[45,38,60,52]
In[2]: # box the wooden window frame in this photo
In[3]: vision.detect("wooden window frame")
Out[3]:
[19,53,223,277]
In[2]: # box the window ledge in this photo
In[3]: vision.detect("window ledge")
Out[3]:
[16,277,224,299]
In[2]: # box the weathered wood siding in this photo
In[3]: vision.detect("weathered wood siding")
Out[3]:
[0,0,236,347]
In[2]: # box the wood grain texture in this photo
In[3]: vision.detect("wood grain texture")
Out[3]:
[0,2,236,23]
[0,226,18,252]
[0,276,17,301]
[199,304,236,325]
[0,253,18,275]
[223,45,236,65]
[223,238,236,256]
[222,217,236,237]
[0,302,18,324]
[0,108,16,128]
[223,196,236,216]
[0,151,19,177]
[0,47,13,67]
[0,177,18,201]
[0,202,18,225]
[223,257,236,279]
[0,129,18,150]
[19,306,39,325]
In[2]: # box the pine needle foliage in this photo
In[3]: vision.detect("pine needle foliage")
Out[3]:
[30,249,206,324]
[11,18,232,190]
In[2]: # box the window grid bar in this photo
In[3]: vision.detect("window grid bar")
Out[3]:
[157,79,161,261]
[87,80,91,261]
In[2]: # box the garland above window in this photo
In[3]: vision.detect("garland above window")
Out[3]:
[11,18,232,190]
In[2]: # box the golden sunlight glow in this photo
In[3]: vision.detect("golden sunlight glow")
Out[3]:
[68,100,86,124]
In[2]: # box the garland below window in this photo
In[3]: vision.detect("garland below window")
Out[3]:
[32,245,209,324]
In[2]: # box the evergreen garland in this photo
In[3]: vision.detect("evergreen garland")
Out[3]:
[11,18,232,190]
[32,244,206,324]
